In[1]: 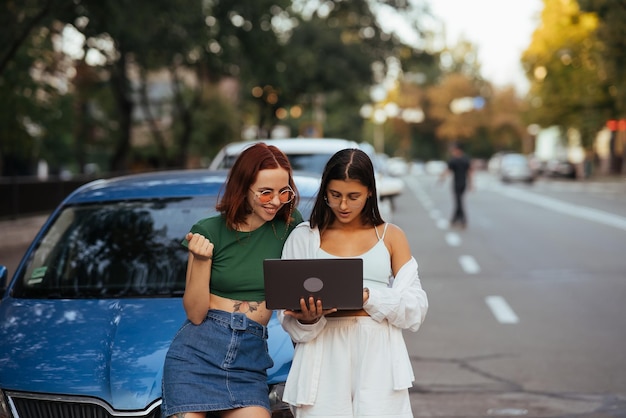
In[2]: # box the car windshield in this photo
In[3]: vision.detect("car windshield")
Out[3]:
[286,154,335,173]
[222,153,335,173]
[502,155,529,167]
[12,197,216,299]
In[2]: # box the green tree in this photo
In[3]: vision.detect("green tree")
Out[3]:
[0,0,75,76]
[427,74,485,142]
[278,14,375,139]
[1,0,442,174]
[576,0,626,173]
[185,0,293,141]
[68,0,213,172]
[521,0,612,149]
[0,21,76,175]
[577,0,626,118]
[424,73,527,159]
[275,0,429,141]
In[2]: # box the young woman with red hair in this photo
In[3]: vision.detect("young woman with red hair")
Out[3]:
[162,143,303,418]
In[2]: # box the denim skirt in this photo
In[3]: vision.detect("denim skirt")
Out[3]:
[161,310,273,416]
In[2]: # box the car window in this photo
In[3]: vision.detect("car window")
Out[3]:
[12,197,215,299]
[219,152,334,174]
[503,155,527,165]
[286,154,335,173]
[219,155,239,169]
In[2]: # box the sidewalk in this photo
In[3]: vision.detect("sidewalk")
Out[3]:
[0,215,49,284]
[0,214,49,251]
[581,173,626,183]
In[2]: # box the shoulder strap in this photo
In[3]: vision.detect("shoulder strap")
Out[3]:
[375,223,389,240]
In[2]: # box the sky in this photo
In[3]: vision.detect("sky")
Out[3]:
[379,0,544,93]
[429,0,543,92]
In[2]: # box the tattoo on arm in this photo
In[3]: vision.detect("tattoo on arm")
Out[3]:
[172,413,187,418]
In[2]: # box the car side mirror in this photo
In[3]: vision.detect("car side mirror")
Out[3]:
[0,265,7,297]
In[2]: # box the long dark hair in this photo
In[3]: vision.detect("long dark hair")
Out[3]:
[309,148,383,230]
[217,143,299,229]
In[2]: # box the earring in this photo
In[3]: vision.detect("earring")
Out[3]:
[287,200,295,222]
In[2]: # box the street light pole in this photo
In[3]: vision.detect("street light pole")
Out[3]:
[373,123,384,154]
[372,107,388,154]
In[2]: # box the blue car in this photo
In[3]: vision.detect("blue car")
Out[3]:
[0,169,319,418]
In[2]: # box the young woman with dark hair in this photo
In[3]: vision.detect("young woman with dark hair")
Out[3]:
[278,148,428,418]
[162,143,303,418]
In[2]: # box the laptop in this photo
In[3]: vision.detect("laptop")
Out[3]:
[263,258,364,310]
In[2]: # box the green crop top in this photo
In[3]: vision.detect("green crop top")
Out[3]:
[182,210,302,301]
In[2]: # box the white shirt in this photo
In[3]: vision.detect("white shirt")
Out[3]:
[277,222,428,404]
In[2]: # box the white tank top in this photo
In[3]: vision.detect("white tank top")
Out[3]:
[317,223,392,289]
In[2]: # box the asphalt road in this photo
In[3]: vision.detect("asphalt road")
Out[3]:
[396,172,626,417]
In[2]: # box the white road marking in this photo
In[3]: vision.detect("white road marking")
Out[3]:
[493,185,626,231]
[487,408,528,416]
[445,232,461,247]
[429,209,441,219]
[485,295,519,324]
[420,197,434,209]
[459,255,480,274]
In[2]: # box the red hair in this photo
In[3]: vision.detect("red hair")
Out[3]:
[216,143,299,229]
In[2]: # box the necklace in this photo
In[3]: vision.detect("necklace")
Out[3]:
[236,221,287,244]
[272,220,290,241]
[238,203,294,242]
[235,223,253,245]
[273,202,295,241]
[235,230,252,245]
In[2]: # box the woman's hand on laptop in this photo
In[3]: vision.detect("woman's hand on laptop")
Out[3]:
[285,296,337,324]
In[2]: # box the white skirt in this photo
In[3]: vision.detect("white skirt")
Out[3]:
[285,316,413,418]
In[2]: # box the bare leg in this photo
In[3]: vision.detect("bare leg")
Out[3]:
[221,406,271,418]
[170,413,206,418]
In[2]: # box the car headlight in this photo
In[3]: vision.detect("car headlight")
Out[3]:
[0,390,13,418]
[268,383,293,418]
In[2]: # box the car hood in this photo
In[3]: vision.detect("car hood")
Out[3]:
[0,298,182,410]
[0,297,293,411]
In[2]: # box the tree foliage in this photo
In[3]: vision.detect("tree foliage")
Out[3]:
[0,12,77,175]
[521,0,613,148]
[427,73,484,142]
[577,0,626,118]
[3,0,535,175]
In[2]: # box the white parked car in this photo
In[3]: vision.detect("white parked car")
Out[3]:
[209,138,358,173]
[424,160,448,175]
[356,143,404,208]
[386,157,410,177]
[209,138,401,217]
[499,153,535,183]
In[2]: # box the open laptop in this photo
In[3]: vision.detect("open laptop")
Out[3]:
[263,258,363,310]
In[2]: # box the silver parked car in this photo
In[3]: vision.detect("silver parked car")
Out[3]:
[499,153,535,184]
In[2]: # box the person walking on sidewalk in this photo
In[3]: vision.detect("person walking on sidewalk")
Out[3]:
[440,142,473,228]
